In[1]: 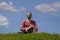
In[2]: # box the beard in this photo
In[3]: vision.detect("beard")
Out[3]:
[28,17,31,20]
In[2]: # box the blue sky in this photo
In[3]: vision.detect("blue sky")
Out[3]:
[0,0,60,34]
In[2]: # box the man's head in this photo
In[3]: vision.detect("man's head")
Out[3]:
[26,12,32,20]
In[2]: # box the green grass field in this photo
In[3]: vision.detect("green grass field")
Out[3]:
[0,32,60,40]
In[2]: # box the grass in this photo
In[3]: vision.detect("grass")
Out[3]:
[0,32,60,40]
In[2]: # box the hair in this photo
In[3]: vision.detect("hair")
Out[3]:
[26,12,32,16]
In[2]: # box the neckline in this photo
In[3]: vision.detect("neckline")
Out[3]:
[26,19,32,24]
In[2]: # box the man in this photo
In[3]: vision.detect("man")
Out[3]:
[20,12,38,33]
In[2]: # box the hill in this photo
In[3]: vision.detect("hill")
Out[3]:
[0,32,60,40]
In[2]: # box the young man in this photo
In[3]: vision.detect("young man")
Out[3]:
[20,12,38,33]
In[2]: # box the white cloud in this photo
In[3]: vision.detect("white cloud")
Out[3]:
[53,2,60,9]
[35,2,60,16]
[50,12,57,16]
[8,1,13,5]
[0,2,26,12]
[20,7,26,12]
[35,4,57,13]
[0,15,10,28]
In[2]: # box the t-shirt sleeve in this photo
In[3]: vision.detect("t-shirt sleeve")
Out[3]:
[20,21,26,31]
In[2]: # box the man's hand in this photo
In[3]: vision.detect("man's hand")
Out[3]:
[30,24,34,28]
[25,24,34,32]
[25,28,29,32]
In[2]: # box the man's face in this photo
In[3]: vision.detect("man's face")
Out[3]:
[27,13,32,19]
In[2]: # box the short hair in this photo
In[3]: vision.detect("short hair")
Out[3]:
[26,12,32,16]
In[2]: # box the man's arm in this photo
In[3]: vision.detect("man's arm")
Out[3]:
[20,21,26,32]
[20,21,29,32]
[34,21,38,32]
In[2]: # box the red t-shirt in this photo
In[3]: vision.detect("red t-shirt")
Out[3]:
[20,20,38,32]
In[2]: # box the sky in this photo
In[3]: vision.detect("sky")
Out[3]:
[0,0,60,34]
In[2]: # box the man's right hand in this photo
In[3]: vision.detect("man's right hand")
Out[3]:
[25,24,34,32]
[25,28,29,32]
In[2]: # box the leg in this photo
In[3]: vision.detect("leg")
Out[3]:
[22,31,27,34]
[28,27,33,33]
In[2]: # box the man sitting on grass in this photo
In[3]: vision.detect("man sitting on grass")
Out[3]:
[20,12,38,33]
